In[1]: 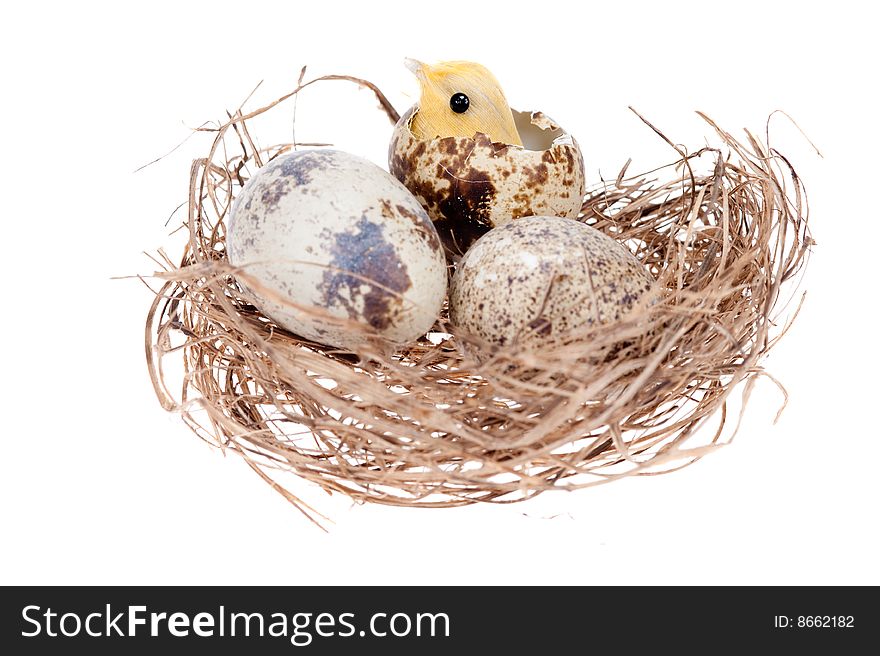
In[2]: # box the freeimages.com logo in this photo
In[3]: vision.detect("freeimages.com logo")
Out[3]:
[21,604,450,646]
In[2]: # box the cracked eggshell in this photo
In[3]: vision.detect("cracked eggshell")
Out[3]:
[227,149,447,351]
[449,216,655,347]
[388,106,585,258]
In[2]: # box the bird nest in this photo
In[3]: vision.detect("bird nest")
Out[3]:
[144,72,813,527]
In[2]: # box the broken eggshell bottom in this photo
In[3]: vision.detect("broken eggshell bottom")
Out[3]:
[388,106,586,260]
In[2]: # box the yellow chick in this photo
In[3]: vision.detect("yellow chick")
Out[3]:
[405,58,523,147]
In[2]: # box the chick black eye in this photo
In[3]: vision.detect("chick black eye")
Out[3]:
[449,92,469,113]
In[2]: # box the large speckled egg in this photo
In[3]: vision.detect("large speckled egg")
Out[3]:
[227,149,447,351]
[388,106,585,258]
[449,216,655,347]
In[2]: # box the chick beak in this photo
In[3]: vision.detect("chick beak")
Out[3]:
[404,58,428,80]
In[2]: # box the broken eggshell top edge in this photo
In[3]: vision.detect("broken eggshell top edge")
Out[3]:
[388,105,586,258]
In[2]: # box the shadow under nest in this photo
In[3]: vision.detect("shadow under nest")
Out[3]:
[144,73,813,527]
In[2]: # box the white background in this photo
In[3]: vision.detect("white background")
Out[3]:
[1,0,877,585]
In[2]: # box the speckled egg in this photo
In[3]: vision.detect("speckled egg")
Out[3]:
[449,216,655,347]
[388,106,585,259]
[227,149,447,351]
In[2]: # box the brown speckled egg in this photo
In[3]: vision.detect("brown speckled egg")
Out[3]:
[227,149,447,351]
[388,106,585,259]
[449,216,655,347]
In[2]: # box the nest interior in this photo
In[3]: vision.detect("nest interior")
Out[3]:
[145,73,812,526]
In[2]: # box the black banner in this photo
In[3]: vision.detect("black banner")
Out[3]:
[1,586,875,653]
